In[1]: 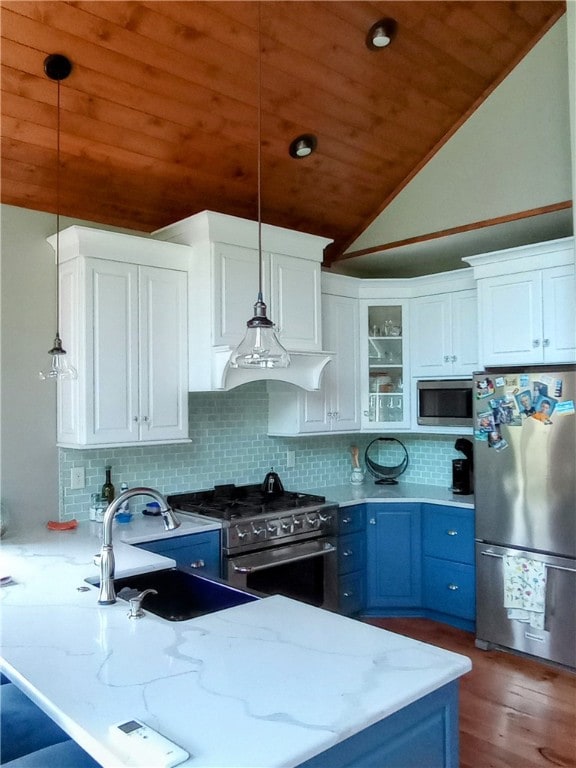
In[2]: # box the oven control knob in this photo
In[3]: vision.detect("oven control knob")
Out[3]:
[305,513,320,528]
[236,526,249,540]
[251,522,266,537]
[281,518,292,532]
[319,512,332,523]
[267,519,280,535]
[292,515,303,528]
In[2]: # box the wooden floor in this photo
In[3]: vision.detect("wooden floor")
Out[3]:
[364,618,576,768]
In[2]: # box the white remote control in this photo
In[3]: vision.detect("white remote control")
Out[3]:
[109,719,189,767]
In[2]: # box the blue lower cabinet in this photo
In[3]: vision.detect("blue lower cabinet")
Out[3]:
[137,530,221,577]
[367,503,422,610]
[363,502,475,631]
[297,681,459,768]
[337,506,366,616]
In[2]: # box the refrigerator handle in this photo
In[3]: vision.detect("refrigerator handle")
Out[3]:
[479,550,576,574]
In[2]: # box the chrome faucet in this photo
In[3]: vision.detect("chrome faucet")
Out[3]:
[97,487,180,605]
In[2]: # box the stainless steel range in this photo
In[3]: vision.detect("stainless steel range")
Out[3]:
[167,484,339,611]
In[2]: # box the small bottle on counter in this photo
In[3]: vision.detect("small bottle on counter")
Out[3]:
[101,466,115,505]
[118,482,130,514]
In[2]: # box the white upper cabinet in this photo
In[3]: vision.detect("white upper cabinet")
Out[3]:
[154,211,332,391]
[51,227,190,449]
[411,289,478,377]
[465,238,575,366]
[267,290,360,435]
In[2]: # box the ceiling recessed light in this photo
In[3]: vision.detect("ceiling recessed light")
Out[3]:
[289,134,317,159]
[366,18,397,50]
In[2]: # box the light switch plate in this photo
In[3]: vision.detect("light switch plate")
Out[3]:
[70,467,85,489]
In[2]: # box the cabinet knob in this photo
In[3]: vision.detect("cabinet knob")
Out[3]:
[543,338,550,347]
[444,355,450,363]
[133,416,139,423]
[363,410,369,417]
[369,518,376,525]
[532,339,541,348]
[446,529,458,536]
[451,355,457,363]
[342,549,352,557]
[189,559,205,569]
[343,591,352,598]
[142,415,150,423]
[447,583,459,591]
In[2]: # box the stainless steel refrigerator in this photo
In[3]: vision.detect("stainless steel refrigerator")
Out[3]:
[473,365,575,668]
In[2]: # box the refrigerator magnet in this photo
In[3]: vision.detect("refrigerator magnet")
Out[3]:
[476,377,495,399]
[554,400,575,415]
[477,409,496,432]
[515,389,536,417]
[531,395,557,424]
[488,430,508,451]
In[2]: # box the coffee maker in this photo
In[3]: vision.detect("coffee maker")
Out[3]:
[452,438,473,495]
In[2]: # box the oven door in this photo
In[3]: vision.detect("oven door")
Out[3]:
[226,537,338,611]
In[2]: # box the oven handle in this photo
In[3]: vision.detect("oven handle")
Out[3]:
[231,543,336,574]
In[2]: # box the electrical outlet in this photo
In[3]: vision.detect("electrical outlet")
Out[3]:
[286,450,296,469]
[70,467,85,490]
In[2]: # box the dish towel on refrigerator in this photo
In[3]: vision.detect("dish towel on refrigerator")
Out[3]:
[502,555,547,630]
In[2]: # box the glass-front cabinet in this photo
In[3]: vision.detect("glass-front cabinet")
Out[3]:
[360,301,410,430]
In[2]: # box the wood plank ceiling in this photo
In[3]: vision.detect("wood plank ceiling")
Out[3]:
[1,1,566,262]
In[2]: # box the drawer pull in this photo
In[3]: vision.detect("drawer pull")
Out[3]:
[343,591,353,598]
[342,549,353,557]
[447,583,459,591]
[446,530,458,536]
[342,517,351,524]
[189,559,205,569]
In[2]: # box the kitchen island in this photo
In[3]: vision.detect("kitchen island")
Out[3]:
[0,517,471,768]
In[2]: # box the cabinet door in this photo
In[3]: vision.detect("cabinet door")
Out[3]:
[213,243,260,347]
[367,504,421,608]
[361,302,410,430]
[270,253,321,351]
[542,265,576,363]
[85,258,140,445]
[323,294,361,431]
[139,267,188,442]
[410,295,451,377]
[450,289,478,375]
[478,271,543,365]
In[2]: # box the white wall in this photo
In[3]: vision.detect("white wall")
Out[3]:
[1,205,61,529]
[0,205,142,531]
[347,16,572,253]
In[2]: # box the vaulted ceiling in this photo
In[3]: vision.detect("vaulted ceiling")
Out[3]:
[1,1,566,265]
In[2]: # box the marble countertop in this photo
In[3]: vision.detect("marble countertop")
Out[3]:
[0,514,471,768]
[303,481,474,509]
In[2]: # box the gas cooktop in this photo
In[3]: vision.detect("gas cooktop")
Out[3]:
[167,484,327,522]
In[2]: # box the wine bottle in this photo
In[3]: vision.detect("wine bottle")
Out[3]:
[101,466,115,505]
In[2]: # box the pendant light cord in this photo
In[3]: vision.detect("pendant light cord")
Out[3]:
[257,1,263,301]
[55,77,61,340]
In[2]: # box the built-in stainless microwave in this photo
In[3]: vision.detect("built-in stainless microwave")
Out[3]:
[417,379,473,427]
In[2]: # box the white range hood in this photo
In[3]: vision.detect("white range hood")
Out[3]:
[153,211,334,392]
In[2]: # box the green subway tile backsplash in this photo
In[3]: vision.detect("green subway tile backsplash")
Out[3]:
[59,382,468,520]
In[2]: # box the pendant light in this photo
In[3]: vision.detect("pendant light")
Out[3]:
[39,53,77,382]
[229,5,290,370]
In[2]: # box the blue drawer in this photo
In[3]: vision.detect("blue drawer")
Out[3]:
[339,571,365,616]
[339,505,365,535]
[422,505,474,565]
[423,556,475,620]
[338,531,366,576]
[138,531,221,577]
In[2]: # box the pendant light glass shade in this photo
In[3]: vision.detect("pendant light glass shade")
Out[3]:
[229,293,290,368]
[39,54,77,382]
[229,4,290,370]
[39,335,77,380]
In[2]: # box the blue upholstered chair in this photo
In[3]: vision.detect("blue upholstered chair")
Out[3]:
[0,678,100,767]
